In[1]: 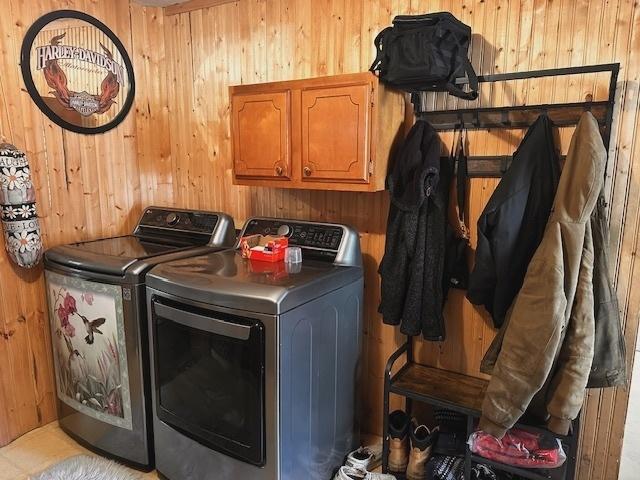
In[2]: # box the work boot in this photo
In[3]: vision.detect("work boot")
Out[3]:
[387,410,410,473]
[406,422,439,480]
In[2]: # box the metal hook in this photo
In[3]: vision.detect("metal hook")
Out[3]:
[501,110,509,126]
[501,156,511,174]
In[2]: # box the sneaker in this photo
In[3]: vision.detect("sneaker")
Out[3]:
[388,410,410,473]
[334,466,367,480]
[333,466,397,480]
[345,444,383,471]
[406,421,439,480]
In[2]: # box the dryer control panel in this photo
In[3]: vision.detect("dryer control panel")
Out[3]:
[242,218,344,251]
[240,217,361,266]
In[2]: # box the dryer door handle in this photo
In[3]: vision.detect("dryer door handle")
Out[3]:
[153,302,251,340]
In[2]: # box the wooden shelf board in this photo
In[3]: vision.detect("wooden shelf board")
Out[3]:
[390,363,488,416]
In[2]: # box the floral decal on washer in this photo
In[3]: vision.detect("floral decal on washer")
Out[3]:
[46,271,132,430]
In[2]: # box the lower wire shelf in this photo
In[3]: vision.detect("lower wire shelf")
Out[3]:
[381,339,579,480]
[469,454,567,480]
[384,458,566,480]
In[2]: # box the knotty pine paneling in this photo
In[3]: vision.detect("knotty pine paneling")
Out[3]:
[0,0,168,446]
[142,2,640,479]
[2,1,640,479]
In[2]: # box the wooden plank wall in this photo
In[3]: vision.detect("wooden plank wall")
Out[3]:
[0,1,639,479]
[0,0,170,445]
[135,1,640,479]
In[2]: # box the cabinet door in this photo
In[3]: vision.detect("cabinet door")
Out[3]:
[232,91,291,179]
[301,84,371,182]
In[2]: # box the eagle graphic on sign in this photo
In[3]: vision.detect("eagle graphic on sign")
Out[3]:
[41,33,121,116]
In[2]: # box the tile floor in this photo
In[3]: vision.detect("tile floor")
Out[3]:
[9,414,637,480]
[0,422,159,479]
[2,413,636,479]
[0,423,382,479]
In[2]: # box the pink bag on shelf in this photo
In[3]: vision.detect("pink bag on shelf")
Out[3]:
[468,427,566,469]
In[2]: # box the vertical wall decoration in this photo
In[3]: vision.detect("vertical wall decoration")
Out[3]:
[0,144,43,268]
[19,10,135,135]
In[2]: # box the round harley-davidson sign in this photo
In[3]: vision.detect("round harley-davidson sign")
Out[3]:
[20,10,135,135]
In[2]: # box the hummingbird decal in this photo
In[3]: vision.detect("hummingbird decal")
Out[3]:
[64,335,83,365]
[78,314,106,345]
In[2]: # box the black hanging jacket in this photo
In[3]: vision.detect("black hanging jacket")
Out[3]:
[467,114,561,328]
[379,120,451,340]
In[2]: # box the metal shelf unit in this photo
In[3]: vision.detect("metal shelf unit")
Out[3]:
[379,63,617,478]
[382,340,580,480]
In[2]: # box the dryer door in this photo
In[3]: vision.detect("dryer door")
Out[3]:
[150,296,266,466]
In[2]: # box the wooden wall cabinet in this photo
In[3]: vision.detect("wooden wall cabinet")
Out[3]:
[232,91,291,179]
[230,72,406,191]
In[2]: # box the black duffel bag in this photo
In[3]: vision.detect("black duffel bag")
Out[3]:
[369,12,479,100]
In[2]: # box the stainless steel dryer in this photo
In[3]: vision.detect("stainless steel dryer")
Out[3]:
[146,217,364,480]
[44,207,235,471]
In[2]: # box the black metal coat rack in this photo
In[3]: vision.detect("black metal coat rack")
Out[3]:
[380,63,619,480]
[414,63,619,177]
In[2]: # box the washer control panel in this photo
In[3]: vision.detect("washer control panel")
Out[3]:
[243,218,344,252]
[136,208,219,235]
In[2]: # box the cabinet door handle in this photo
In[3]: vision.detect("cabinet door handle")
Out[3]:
[303,166,312,177]
[275,166,284,176]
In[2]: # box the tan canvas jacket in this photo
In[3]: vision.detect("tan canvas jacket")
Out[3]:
[478,112,606,438]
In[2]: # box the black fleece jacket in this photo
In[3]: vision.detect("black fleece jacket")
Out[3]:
[379,119,451,340]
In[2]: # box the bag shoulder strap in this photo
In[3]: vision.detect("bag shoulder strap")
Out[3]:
[456,128,468,225]
[445,56,479,100]
[369,26,393,73]
[449,125,469,238]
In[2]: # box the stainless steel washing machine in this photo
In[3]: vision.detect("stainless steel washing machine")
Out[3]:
[44,207,235,470]
[146,217,364,480]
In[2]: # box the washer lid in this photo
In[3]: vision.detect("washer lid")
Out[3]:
[146,250,363,315]
[45,236,192,277]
